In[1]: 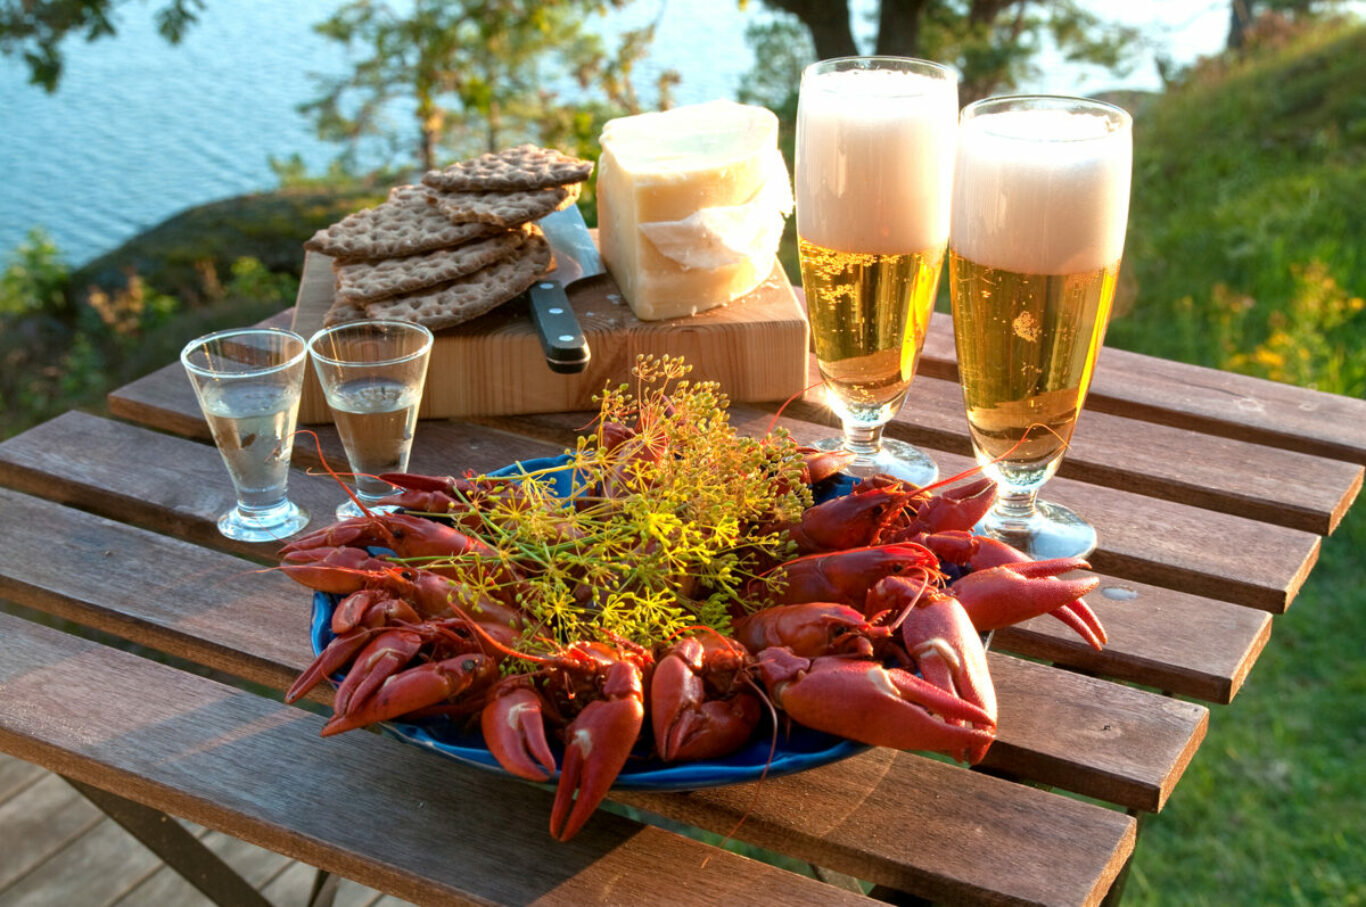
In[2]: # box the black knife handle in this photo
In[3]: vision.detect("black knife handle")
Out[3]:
[528,280,591,374]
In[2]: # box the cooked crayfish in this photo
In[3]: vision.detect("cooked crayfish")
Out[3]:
[279,469,1106,841]
[276,360,1107,841]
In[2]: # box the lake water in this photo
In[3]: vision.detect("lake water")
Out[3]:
[0,0,1235,267]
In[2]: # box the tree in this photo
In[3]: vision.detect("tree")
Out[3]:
[301,0,669,173]
[0,0,203,91]
[1226,0,1337,50]
[755,0,1142,103]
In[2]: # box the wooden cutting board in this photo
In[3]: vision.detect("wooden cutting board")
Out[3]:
[291,248,810,423]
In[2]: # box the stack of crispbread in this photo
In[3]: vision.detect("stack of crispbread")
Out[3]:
[304,145,593,330]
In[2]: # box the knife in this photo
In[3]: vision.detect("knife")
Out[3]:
[529,204,600,374]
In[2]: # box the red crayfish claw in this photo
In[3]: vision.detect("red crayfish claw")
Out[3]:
[650,636,761,762]
[550,659,646,841]
[754,647,997,764]
[950,557,1107,649]
[867,577,998,763]
[280,510,497,562]
[900,475,998,538]
[277,547,407,595]
[320,652,497,737]
[481,676,558,782]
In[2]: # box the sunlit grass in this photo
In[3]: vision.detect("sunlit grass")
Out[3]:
[1113,17,1366,905]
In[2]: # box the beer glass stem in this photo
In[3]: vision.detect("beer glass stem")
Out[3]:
[990,486,1040,535]
[842,423,886,459]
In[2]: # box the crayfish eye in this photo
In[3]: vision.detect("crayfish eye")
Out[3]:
[461,658,478,671]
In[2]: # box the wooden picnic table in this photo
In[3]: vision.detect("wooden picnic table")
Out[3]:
[0,307,1362,906]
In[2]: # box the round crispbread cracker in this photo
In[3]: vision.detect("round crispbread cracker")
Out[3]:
[361,231,552,330]
[424,182,580,228]
[421,144,593,192]
[305,185,499,260]
[333,224,534,304]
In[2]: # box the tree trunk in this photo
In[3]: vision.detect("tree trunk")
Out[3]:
[874,0,930,56]
[760,0,858,60]
[1227,0,1257,50]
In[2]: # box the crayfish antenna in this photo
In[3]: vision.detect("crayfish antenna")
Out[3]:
[294,427,387,521]
[700,671,780,869]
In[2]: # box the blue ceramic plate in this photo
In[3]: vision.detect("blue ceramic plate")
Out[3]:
[307,454,866,792]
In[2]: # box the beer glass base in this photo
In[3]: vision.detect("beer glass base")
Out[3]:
[218,499,310,543]
[811,436,939,487]
[975,499,1097,561]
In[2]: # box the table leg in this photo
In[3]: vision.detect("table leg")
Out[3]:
[1100,810,1149,906]
[62,776,274,907]
[307,868,340,907]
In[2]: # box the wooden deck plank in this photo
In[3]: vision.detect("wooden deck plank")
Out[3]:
[917,314,1366,466]
[0,771,102,891]
[0,754,398,907]
[0,818,165,907]
[0,612,1132,906]
[0,486,1204,815]
[0,749,44,801]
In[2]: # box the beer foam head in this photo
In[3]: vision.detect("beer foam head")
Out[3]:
[796,63,958,255]
[951,100,1132,274]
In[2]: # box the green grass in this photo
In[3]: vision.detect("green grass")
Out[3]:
[1108,19,1366,395]
[1110,18,1366,905]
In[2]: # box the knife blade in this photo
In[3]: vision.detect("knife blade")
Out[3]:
[529,204,602,374]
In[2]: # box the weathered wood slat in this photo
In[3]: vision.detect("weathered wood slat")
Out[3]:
[0,486,1206,815]
[869,370,1359,537]
[1,412,1270,704]
[478,408,1322,613]
[0,613,881,907]
[0,816,166,905]
[0,410,563,563]
[916,317,1366,466]
[106,354,1325,612]
[0,612,1135,907]
[107,315,1365,538]
[994,576,1272,705]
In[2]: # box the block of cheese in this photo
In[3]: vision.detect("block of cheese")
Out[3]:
[596,100,793,321]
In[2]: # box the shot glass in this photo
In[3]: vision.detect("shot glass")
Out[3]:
[181,327,311,542]
[307,320,434,520]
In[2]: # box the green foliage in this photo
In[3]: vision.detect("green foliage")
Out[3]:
[0,0,201,91]
[1126,504,1366,905]
[757,0,1143,103]
[0,229,70,319]
[1108,18,1366,397]
[0,191,320,439]
[300,0,668,172]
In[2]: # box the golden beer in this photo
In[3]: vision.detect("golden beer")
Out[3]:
[949,251,1118,474]
[947,93,1132,558]
[800,237,944,425]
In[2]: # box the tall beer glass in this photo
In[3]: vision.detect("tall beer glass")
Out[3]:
[949,95,1132,559]
[796,56,958,485]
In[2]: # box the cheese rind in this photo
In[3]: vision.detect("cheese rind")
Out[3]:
[597,100,791,321]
